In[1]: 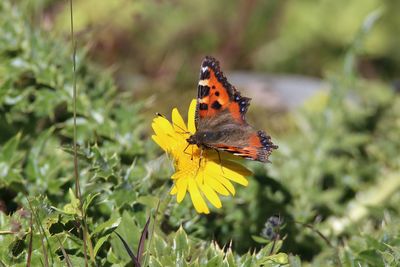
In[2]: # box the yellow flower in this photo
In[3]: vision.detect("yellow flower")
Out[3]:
[152,99,252,214]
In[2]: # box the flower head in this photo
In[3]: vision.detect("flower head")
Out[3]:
[152,100,252,214]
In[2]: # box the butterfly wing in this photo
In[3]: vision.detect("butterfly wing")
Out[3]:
[194,56,278,162]
[213,129,278,162]
[195,111,277,162]
[196,56,250,126]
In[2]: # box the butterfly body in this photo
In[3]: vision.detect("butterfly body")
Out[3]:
[187,56,277,162]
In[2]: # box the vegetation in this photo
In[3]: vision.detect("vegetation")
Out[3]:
[1,0,400,266]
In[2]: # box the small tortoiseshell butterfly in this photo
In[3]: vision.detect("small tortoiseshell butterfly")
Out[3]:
[187,56,278,162]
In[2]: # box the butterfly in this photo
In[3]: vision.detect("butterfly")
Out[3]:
[186,56,278,162]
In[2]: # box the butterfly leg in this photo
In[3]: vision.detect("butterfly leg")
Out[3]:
[199,147,204,168]
[183,144,196,161]
[193,147,205,178]
[183,143,191,155]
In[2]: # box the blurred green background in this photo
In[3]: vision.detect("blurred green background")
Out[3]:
[1,0,400,266]
[25,0,400,120]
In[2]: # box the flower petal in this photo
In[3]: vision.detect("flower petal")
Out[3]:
[213,174,236,195]
[206,161,250,186]
[176,178,188,203]
[199,183,222,209]
[170,185,178,195]
[152,116,175,136]
[152,135,168,152]
[221,160,253,176]
[171,170,186,180]
[187,99,197,134]
[205,176,230,196]
[188,179,209,214]
[172,108,187,132]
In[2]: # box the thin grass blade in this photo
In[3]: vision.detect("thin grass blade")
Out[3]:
[114,232,140,267]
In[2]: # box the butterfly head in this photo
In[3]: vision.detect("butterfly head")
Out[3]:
[186,135,198,146]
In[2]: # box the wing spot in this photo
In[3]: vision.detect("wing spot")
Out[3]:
[211,101,222,110]
[198,85,210,98]
[212,86,216,89]
[257,130,278,150]
[199,103,208,110]
[215,91,220,96]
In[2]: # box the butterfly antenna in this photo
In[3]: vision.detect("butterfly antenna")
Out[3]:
[173,121,192,134]
[156,112,191,134]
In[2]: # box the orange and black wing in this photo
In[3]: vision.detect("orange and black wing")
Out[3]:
[195,56,251,127]
[214,130,278,162]
[194,56,278,162]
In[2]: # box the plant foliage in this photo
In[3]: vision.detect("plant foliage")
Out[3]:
[1,1,400,266]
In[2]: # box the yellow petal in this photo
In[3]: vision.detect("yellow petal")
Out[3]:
[205,177,230,196]
[152,123,176,147]
[187,99,197,134]
[221,160,253,176]
[213,174,235,195]
[172,108,188,133]
[152,117,175,137]
[206,161,250,186]
[199,183,222,209]
[153,133,178,152]
[171,170,186,180]
[170,185,178,195]
[152,135,168,152]
[176,178,188,203]
[188,179,209,214]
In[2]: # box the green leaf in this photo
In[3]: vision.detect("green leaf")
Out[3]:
[83,192,100,212]
[262,253,289,265]
[136,195,159,207]
[93,235,109,257]
[357,250,384,267]
[91,217,121,237]
[62,188,81,216]
[288,254,302,267]
[224,250,235,267]
[206,255,223,267]
[174,226,190,256]
[251,235,270,244]
[0,132,21,161]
